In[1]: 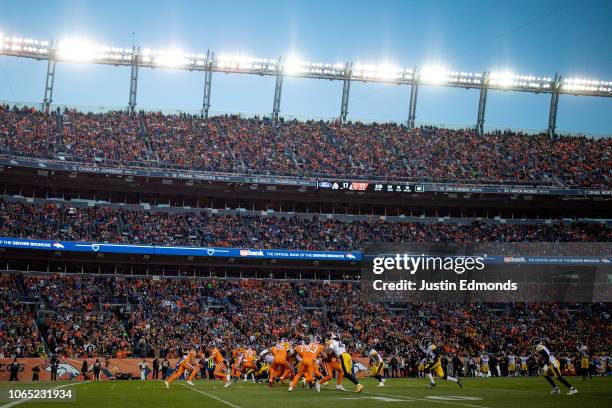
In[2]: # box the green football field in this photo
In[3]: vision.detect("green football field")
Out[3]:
[1,377,610,408]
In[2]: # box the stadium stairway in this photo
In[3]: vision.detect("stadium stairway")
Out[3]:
[138,115,157,164]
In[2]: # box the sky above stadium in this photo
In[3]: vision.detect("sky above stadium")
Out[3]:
[0,0,611,134]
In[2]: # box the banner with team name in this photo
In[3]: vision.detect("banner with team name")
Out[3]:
[0,237,362,262]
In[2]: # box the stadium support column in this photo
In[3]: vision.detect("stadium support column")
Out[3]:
[476,71,489,135]
[272,57,283,123]
[43,40,56,114]
[340,62,352,124]
[202,50,213,119]
[548,73,561,139]
[128,46,140,116]
[408,66,419,129]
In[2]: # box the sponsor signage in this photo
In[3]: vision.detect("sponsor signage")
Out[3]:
[2,157,611,196]
[0,237,608,265]
[0,237,362,262]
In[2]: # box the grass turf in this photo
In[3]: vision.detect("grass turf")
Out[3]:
[0,376,610,408]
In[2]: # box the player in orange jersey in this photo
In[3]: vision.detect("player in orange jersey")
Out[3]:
[311,336,326,382]
[262,338,293,387]
[319,351,346,391]
[230,348,243,382]
[282,352,297,383]
[164,349,199,388]
[241,346,258,382]
[289,339,324,392]
[209,343,232,387]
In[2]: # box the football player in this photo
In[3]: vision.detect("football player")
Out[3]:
[577,343,591,380]
[534,339,577,395]
[242,345,258,382]
[209,342,232,387]
[480,353,490,377]
[164,349,199,388]
[368,342,385,387]
[262,338,293,386]
[420,337,462,388]
[319,349,345,391]
[519,355,528,376]
[324,332,364,393]
[289,339,324,392]
[507,352,517,377]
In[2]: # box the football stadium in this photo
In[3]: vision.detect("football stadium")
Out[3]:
[0,1,610,407]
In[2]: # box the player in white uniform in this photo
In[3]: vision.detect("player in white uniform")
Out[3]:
[519,356,528,376]
[577,344,591,380]
[480,354,490,377]
[420,338,462,388]
[535,339,577,395]
[326,333,364,393]
[138,359,148,381]
[368,346,385,387]
[507,354,517,376]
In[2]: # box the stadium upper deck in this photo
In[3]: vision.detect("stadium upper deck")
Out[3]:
[1,105,610,188]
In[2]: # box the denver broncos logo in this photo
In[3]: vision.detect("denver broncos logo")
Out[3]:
[45,363,80,379]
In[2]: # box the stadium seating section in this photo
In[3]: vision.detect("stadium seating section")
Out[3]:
[1,105,610,187]
[1,274,610,365]
[0,199,610,250]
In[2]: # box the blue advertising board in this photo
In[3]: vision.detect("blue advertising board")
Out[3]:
[1,237,610,264]
[0,237,362,262]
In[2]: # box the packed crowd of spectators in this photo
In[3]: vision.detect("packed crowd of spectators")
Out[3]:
[0,199,609,250]
[0,275,43,358]
[1,274,610,365]
[22,275,129,359]
[1,105,610,187]
[146,113,235,170]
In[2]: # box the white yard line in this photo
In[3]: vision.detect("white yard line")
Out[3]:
[461,385,542,394]
[181,383,242,408]
[364,391,492,408]
[0,381,88,408]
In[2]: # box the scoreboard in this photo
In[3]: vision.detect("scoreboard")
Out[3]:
[372,183,425,193]
[317,180,425,193]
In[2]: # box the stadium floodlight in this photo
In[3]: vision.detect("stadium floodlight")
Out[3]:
[152,49,191,67]
[420,65,449,84]
[55,38,135,63]
[217,54,276,72]
[351,62,403,81]
[489,71,516,88]
[489,71,556,90]
[377,63,401,80]
[563,77,612,94]
[284,55,304,75]
[56,38,99,62]
[1,31,611,110]
[1,35,49,55]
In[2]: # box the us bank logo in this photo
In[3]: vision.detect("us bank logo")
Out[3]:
[504,257,526,263]
[240,250,264,257]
